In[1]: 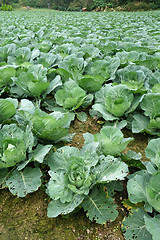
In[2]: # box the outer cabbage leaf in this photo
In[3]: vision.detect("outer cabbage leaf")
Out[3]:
[46,75,62,95]
[6,167,42,197]
[146,172,160,213]
[30,144,52,163]
[82,132,99,154]
[0,44,16,62]
[0,66,16,88]
[0,98,18,122]
[92,103,118,121]
[132,114,150,133]
[17,143,52,171]
[76,112,88,122]
[140,93,160,119]
[126,94,144,114]
[33,53,60,68]
[149,117,160,130]
[94,155,128,183]
[82,186,118,224]
[145,138,160,169]
[104,120,127,129]
[94,126,133,156]
[18,99,35,114]
[122,209,152,240]
[0,168,8,188]
[47,171,73,203]
[77,75,105,93]
[127,170,151,205]
[135,58,160,71]
[47,194,84,218]
[144,214,160,240]
[152,83,160,93]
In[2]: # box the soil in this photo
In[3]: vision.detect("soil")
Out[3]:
[0,116,149,240]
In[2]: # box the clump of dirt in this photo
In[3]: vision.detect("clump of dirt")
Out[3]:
[68,115,101,149]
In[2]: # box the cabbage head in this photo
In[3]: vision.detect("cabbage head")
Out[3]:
[15,64,49,97]
[47,145,128,203]
[29,109,74,141]
[0,124,33,168]
[55,79,88,110]
[92,84,133,120]
[94,126,133,156]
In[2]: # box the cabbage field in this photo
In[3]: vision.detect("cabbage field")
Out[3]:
[1,9,160,240]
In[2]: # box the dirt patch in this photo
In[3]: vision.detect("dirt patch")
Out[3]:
[123,128,149,161]
[0,189,125,240]
[68,115,101,149]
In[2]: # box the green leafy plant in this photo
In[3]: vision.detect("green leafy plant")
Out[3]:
[93,126,133,156]
[123,138,160,239]
[46,145,128,223]
[15,100,75,142]
[0,123,52,170]
[55,79,93,110]
[1,4,12,11]
[92,84,134,121]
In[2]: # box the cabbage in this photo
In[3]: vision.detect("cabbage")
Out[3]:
[0,124,31,168]
[92,84,134,120]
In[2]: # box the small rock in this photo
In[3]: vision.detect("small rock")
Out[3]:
[87,229,90,234]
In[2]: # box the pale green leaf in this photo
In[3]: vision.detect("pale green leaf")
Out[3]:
[6,167,42,197]
[82,186,118,224]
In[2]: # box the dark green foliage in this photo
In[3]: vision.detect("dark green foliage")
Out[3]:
[67,0,83,11]
[50,0,160,11]
[1,3,12,10]
[52,0,72,10]
[124,1,151,11]
[17,0,53,8]
[150,0,160,9]
[1,0,160,10]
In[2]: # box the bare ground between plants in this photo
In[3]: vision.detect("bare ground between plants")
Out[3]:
[0,116,149,240]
